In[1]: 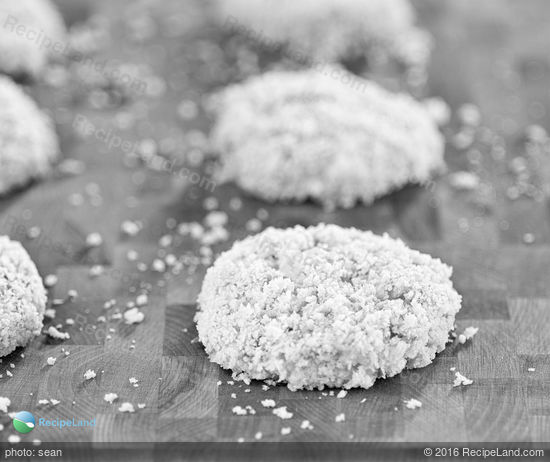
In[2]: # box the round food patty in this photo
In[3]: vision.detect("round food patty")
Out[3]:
[216,0,431,68]
[196,224,461,390]
[0,0,66,79]
[210,68,445,209]
[0,76,59,196]
[0,237,46,357]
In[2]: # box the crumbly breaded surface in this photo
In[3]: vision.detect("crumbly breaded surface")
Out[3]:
[0,76,59,196]
[0,0,66,78]
[0,237,46,357]
[216,0,431,68]
[211,69,445,209]
[196,225,462,391]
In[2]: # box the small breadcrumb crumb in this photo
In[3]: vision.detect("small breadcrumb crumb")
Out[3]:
[46,357,57,366]
[84,369,96,380]
[0,397,10,413]
[404,398,422,409]
[118,402,135,413]
[86,233,103,247]
[453,371,473,387]
[47,326,70,340]
[44,274,58,288]
[300,420,314,430]
[104,393,118,404]
[335,413,346,423]
[272,406,293,420]
[232,406,247,416]
[336,390,348,399]
[458,326,479,344]
[124,308,145,325]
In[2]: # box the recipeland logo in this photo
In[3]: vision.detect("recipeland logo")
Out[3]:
[12,411,35,433]
[12,411,96,433]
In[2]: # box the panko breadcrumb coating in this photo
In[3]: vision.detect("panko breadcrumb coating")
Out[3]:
[0,237,46,357]
[210,69,445,209]
[196,225,461,391]
[217,0,431,68]
[0,76,60,196]
[0,0,67,79]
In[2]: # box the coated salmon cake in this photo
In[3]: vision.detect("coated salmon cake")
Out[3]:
[0,76,59,196]
[0,237,46,357]
[216,0,431,69]
[210,68,444,209]
[196,224,461,391]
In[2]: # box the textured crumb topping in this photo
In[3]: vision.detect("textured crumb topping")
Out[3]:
[210,69,444,209]
[0,236,46,357]
[0,77,59,195]
[196,224,461,390]
[0,0,66,78]
[216,0,431,67]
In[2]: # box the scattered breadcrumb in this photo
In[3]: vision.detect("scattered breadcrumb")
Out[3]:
[104,393,118,404]
[118,402,135,413]
[281,427,291,435]
[47,326,70,340]
[448,171,480,191]
[272,406,293,420]
[121,220,141,237]
[404,398,423,409]
[458,326,479,344]
[527,367,536,372]
[137,403,146,409]
[89,265,104,278]
[124,308,145,325]
[46,357,57,366]
[0,397,10,413]
[86,233,103,247]
[44,274,58,288]
[232,406,247,416]
[8,435,20,444]
[336,390,348,399]
[300,420,314,430]
[84,369,96,380]
[453,371,473,387]
[136,294,148,307]
[335,413,346,423]
[261,399,276,408]
[50,399,60,406]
